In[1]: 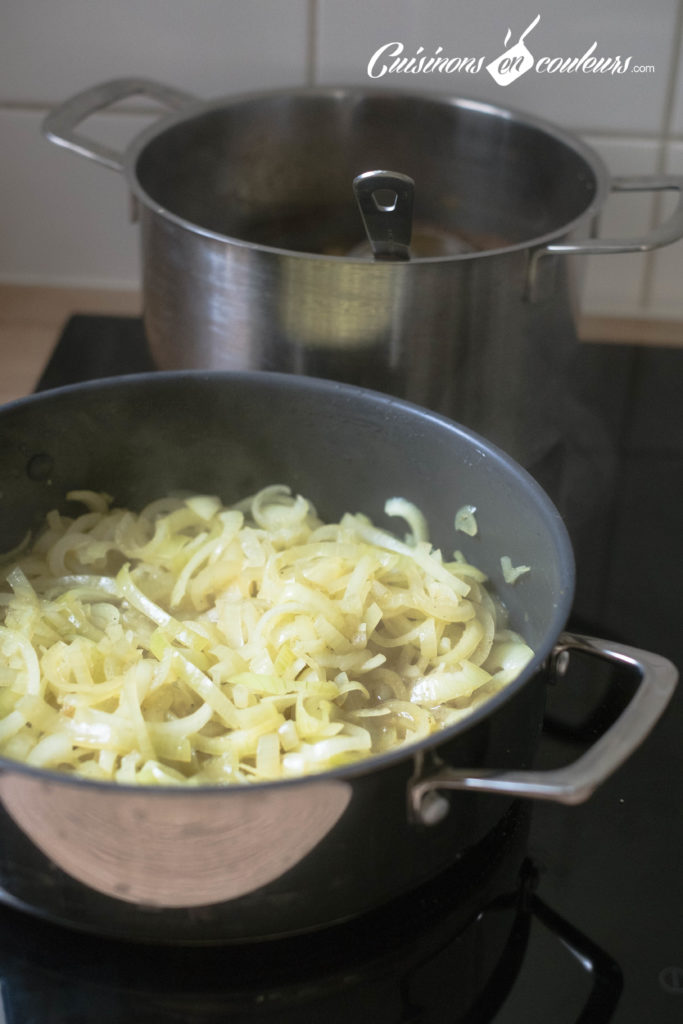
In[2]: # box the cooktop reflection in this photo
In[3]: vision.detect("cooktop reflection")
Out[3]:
[0,314,679,1023]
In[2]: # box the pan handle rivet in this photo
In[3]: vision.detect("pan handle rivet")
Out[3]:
[26,453,53,482]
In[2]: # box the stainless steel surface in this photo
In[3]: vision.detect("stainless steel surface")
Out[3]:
[42,82,683,473]
[409,632,678,824]
[43,77,197,172]
[352,170,414,260]
[545,176,683,255]
[527,175,683,299]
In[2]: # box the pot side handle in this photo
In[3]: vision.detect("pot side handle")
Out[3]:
[42,77,197,172]
[409,632,677,826]
[527,175,683,299]
[549,176,683,254]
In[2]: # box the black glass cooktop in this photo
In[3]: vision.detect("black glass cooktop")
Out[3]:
[0,315,680,1022]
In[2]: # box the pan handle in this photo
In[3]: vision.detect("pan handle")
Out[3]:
[409,631,678,826]
[42,77,197,172]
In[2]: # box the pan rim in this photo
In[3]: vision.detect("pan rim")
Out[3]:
[0,369,575,794]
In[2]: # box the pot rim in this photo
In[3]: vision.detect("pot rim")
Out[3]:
[122,85,610,263]
[0,369,575,795]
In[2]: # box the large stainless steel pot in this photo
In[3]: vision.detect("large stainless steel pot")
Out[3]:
[43,81,683,471]
[0,372,676,943]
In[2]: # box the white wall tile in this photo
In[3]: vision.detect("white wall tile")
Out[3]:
[578,137,660,317]
[316,0,677,134]
[648,143,683,318]
[668,17,683,135]
[0,109,143,287]
[0,0,310,105]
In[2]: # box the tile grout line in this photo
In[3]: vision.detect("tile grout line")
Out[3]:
[0,103,676,146]
[8,100,683,142]
[640,0,683,309]
[306,0,319,86]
